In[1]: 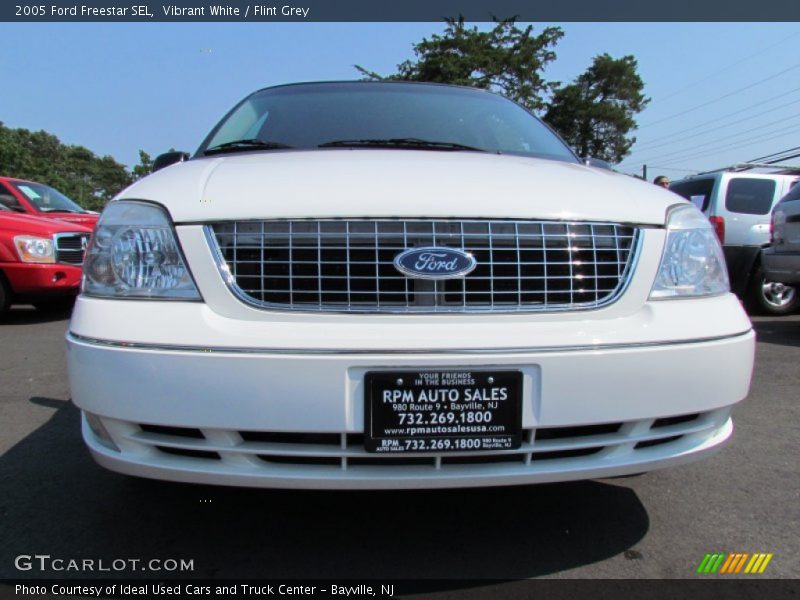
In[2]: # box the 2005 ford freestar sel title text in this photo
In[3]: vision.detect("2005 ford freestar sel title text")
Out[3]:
[66,82,755,489]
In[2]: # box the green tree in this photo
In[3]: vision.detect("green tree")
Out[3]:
[356,23,649,163]
[543,54,649,163]
[0,122,132,211]
[356,18,564,112]
[131,150,154,180]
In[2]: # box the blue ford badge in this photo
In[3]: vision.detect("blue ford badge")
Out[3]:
[393,247,477,280]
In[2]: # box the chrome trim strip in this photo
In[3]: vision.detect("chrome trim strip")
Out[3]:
[66,330,753,356]
[202,219,644,315]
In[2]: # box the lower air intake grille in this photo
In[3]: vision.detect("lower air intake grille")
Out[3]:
[124,411,716,471]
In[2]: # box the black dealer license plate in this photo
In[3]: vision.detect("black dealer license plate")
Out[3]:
[364,370,522,453]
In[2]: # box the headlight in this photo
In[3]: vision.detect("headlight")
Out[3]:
[14,236,55,263]
[650,204,729,299]
[83,200,201,300]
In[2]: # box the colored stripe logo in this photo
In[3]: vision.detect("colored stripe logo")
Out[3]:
[697,553,773,574]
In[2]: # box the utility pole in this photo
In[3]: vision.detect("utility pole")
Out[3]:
[642,164,648,181]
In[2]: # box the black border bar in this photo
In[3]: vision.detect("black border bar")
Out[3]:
[3,0,800,22]
[2,579,800,600]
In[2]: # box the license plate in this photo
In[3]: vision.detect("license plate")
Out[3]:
[364,370,522,453]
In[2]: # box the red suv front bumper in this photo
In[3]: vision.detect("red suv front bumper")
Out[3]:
[3,262,83,295]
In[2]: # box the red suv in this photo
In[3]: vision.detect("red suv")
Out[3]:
[0,207,92,314]
[0,176,99,229]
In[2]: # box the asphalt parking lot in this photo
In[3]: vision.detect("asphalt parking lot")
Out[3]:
[1,307,798,583]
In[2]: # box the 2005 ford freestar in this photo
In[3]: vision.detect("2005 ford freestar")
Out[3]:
[67,81,755,489]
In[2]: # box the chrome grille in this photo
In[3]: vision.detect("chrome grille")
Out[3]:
[207,219,640,313]
[54,233,90,265]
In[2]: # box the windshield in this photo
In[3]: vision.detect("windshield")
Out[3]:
[9,180,88,213]
[198,82,578,162]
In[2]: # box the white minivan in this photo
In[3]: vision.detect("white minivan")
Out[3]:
[67,82,754,489]
[670,171,799,314]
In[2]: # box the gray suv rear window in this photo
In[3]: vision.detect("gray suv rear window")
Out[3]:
[725,178,776,215]
[669,178,715,211]
[777,181,800,206]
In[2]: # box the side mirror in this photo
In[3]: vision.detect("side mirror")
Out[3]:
[583,157,613,171]
[152,151,190,173]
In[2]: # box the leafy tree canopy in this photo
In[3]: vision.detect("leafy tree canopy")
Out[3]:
[356,21,649,163]
[356,18,564,113]
[543,54,649,163]
[0,123,138,211]
[131,150,154,181]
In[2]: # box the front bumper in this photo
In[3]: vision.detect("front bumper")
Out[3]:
[80,409,735,490]
[2,262,82,295]
[67,302,754,489]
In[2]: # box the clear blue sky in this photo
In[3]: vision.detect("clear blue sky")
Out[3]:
[1,22,799,180]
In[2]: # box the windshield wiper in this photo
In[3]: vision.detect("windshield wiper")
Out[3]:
[318,138,488,152]
[204,139,294,155]
[40,208,80,213]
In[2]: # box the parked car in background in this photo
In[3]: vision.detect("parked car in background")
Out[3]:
[670,170,800,314]
[763,181,800,290]
[0,207,92,315]
[68,81,754,490]
[0,176,99,230]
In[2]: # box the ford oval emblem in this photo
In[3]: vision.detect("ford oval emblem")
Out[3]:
[393,247,477,280]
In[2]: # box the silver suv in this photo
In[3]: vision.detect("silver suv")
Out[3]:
[670,170,800,314]
[763,182,800,289]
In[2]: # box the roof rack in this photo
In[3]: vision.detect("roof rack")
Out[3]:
[694,162,800,176]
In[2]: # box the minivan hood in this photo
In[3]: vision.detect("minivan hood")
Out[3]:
[120,150,682,225]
